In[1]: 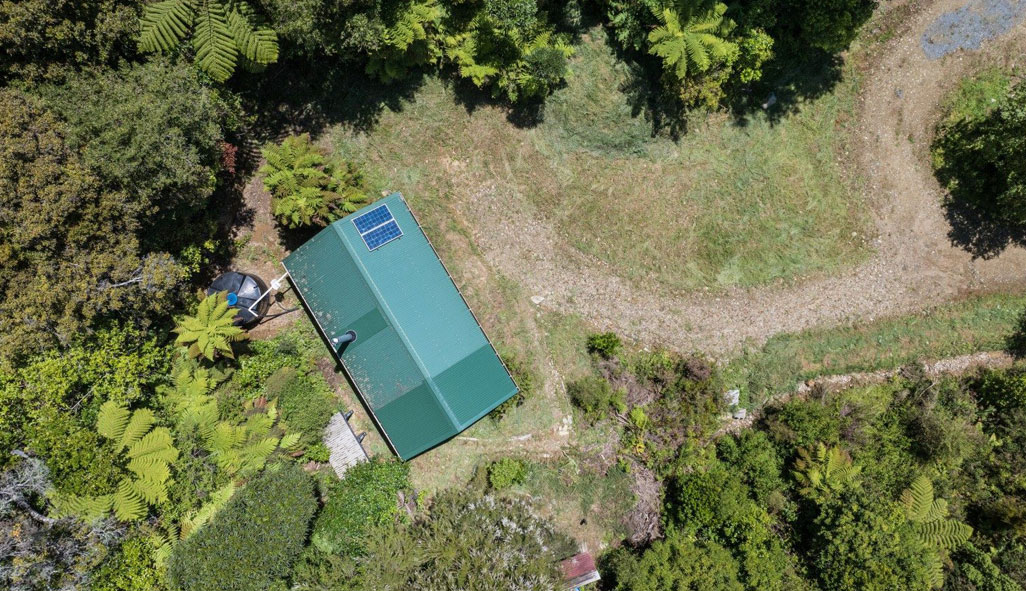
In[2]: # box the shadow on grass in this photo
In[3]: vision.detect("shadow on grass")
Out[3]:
[943,197,1026,259]
[728,44,845,126]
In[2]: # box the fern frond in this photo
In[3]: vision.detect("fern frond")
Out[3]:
[130,475,170,505]
[54,493,114,521]
[112,479,147,521]
[127,456,172,484]
[120,408,156,450]
[279,431,301,450]
[127,427,179,463]
[193,1,237,82]
[97,401,131,443]
[225,1,279,65]
[139,0,196,53]
[182,483,236,537]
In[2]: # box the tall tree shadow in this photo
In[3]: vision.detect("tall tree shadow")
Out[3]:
[944,198,1026,259]
[728,43,844,126]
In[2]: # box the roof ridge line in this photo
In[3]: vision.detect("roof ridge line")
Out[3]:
[332,195,461,431]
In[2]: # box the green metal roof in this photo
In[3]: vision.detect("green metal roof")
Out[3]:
[283,192,517,460]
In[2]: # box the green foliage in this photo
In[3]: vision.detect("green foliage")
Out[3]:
[356,491,575,589]
[139,0,279,82]
[311,459,410,556]
[812,501,938,591]
[167,464,317,591]
[270,367,338,446]
[259,134,369,228]
[61,401,179,522]
[792,443,861,504]
[587,331,622,358]
[948,543,1022,591]
[89,537,165,591]
[490,352,533,420]
[41,59,238,254]
[365,0,443,82]
[605,533,745,591]
[933,80,1026,229]
[900,476,973,551]
[0,0,139,83]
[441,0,574,102]
[785,0,876,53]
[173,292,248,361]
[567,375,624,420]
[648,2,738,83]
[715,430,787,504]
[487,457,528,489]
[975,368,1026,414]
[0,90,186,361]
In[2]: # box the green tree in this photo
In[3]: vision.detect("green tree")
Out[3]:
[167,464,317,591]
[138,0,279,82]
[784,0,876,53]
[173,292,249,361]
[605,533,745,591]
[0,0,139,82]
[259,134,369,228]
[933,81,1026,229]
[41,59,238,253]
[0,90,186,362]
[311,459,410,555]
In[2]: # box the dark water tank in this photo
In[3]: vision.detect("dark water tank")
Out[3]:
[207,272,270,326]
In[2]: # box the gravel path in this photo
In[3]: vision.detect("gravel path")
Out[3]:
[455,0,1026,356]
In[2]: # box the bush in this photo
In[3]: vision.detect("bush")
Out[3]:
[310,459,410,556]
[89,537,164,591]
[604,533,744,591]
[567,376,624,419]
[587,332,622,359]
[167,464,317,591]
[491,352,534,421]
[271,368,338,447]
[488,458,528,490]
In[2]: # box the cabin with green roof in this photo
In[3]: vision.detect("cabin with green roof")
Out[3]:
[283,192,517,460]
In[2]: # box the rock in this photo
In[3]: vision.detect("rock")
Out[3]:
[733,408,748,420]
[724,389,740,407]
[530,295,545,305]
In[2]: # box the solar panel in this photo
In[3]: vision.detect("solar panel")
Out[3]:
[361,220,403,250]
[353,205,393,234]
[353,204,402,250]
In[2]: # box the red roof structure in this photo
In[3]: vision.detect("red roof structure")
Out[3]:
[561,552,601,590]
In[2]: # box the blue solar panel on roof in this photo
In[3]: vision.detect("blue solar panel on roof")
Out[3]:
[361,220,402,250]
[353,205,393,234]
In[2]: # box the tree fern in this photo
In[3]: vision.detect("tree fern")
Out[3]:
[260,134,368,229]
[647,2,738,84]
[120,408,157,451]
[173,291,248,361]
[97,400,131,443]
[113,478,147,521]
[792,443,861,503]
[139,0,279,82]
[900,476,973,549]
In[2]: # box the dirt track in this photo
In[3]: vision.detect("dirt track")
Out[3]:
[456,0,1026,356]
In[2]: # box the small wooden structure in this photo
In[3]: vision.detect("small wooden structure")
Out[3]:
[561,552,601,590]
[323,411,368,477]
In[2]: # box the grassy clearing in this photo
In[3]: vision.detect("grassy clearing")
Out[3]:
[723,291,1026,404]
[331,25,868,291]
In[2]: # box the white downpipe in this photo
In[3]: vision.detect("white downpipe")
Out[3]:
[247,271,290,315]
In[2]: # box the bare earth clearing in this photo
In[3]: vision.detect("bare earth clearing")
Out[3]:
[454,0,1026,356]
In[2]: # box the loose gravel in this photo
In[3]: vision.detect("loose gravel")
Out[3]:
[922,0,1026,59]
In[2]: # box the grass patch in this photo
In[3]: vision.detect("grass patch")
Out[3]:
[331,25,868,291]
[724,291,1026,404]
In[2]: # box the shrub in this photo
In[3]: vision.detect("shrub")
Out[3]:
[604,533,744,591]
[567,376,624,420]
[272,368,338,447]
[357,491,576,589]
[89,536,164,591]
[975,369,1026,414]
[491,352,534,421]
[167,464,317,591]
[587,332,622,358]
[311,459,410,556]
[488,458,528,490]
